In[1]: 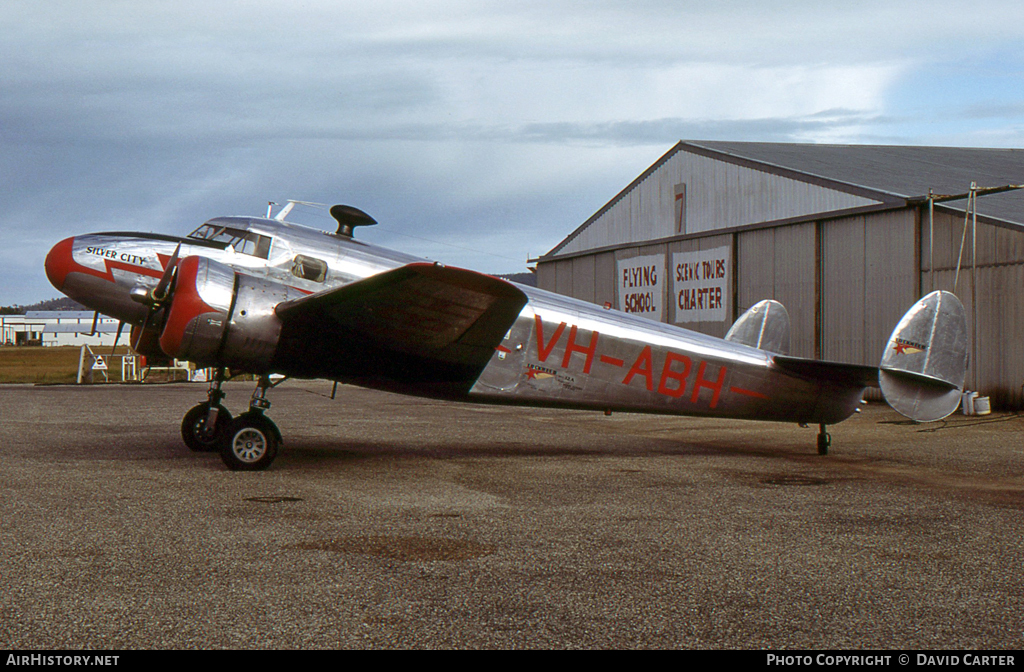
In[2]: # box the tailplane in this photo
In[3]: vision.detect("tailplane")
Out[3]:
[878,290,968,422]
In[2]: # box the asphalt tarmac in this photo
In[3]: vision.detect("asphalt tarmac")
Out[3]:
[1,380,1022,650]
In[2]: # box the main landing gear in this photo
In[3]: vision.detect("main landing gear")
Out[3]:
[181,368,232,453]
[180,371,283,471]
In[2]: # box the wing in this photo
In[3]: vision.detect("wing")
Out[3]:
[272,263,529,396]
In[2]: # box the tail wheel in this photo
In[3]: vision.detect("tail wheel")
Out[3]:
[182,403,232,453]
[817,428,831,456]
[220,413,280,471]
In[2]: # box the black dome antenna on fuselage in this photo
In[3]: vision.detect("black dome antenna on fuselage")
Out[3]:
[330,204,377,239]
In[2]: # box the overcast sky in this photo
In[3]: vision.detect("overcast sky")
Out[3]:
[3,0,1024,304]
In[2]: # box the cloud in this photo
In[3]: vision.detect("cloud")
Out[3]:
[2,0,1024,303]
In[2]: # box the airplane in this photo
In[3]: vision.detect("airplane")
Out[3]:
[43,201,969,471]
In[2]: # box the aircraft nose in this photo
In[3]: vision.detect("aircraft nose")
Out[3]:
[45,237,76,292]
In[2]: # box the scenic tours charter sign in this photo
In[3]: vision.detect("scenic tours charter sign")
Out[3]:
[672,246,730,323]
[617,255,664,321]
[615,248,731,324]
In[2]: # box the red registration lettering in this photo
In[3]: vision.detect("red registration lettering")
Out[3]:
[561,325,599,374]
[534,315,566,363]
[690,361,727,408]
[657,351,692,398]
[623,346,654,391]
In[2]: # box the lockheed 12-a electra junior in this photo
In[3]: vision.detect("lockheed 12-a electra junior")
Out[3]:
[44,202,969,471]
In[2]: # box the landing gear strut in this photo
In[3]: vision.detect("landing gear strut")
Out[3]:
[181,367,232,452]
[817,423,831,456]
[219,375,283,472]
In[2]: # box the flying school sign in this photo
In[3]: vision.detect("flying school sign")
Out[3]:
[617,255,664,321]
[672,246,730,323]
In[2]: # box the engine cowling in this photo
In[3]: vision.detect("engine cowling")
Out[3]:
[158,256,305,372]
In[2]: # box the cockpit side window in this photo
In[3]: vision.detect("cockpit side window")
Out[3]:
[254,235,272,259]
[291,255,328,283]
[187,224,272,260]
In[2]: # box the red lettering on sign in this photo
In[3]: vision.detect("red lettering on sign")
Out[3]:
[657,351,692,398]
[690,361,727,409]
[599,354,625,367]
[562,325,599,373]
[623,346,654,391]
[534,315,566,363]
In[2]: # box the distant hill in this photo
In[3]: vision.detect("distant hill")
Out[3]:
[495,272,537,287]
[0,297,86,315]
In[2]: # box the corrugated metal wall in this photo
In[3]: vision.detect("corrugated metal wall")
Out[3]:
[922,209,1024,408]
[737,223,817,358]
[820,210,918,368]
[556,149,878,256]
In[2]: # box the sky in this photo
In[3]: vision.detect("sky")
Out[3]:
[3,0,1024,304]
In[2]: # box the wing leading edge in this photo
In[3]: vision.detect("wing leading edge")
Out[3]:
[272,263,529,396]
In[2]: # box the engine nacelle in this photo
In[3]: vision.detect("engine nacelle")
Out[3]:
[158,256,305,372]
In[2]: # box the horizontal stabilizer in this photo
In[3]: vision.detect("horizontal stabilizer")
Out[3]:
[772,355,879,388]
[879,290,968,422]
[725,299,790,354]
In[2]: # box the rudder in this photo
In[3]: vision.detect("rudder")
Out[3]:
[879,290,968,422]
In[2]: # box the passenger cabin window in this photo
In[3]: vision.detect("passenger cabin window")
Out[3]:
[187,224,272,260]
[291,255,328,283]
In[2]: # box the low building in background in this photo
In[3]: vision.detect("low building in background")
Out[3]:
[0,311,130,348]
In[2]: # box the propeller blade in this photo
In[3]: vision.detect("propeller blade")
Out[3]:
[134,243,181,351]
[132,312,151,352]
[153,243,181,302]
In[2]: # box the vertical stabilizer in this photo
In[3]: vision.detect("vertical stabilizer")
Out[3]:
[879,290,968,422]
[725,299,790,354]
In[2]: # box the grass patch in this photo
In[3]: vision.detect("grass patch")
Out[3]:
[0,346,133,384]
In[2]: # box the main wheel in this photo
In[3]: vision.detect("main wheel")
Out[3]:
[220,413,280,471]
[182,403,232,453]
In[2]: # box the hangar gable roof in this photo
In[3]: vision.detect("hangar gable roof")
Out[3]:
[542,141,1024,260]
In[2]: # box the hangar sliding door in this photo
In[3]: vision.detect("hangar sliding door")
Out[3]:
[736,223,816,359]
[820,211,917,366]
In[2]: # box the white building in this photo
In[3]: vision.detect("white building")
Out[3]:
[0,312,130,348]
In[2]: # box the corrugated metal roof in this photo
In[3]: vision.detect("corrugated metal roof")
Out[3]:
[692,141,1024,223]
[543,141,1024,259]
[42,324,122,333]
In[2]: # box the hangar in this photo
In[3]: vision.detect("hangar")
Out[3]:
[534,141,1024,408]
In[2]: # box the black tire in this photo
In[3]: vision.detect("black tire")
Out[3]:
[182,403,232,453]
[220,413,280,471]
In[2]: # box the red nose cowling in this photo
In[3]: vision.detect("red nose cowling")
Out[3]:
[44,237,76,292]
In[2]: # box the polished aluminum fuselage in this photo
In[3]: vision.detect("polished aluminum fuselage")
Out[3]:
[47,216,865,426]
[471,290,857,423]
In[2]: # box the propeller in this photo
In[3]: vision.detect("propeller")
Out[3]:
[131,243,181,351]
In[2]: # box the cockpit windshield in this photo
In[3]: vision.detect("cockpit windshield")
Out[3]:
[188,223,272,259]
